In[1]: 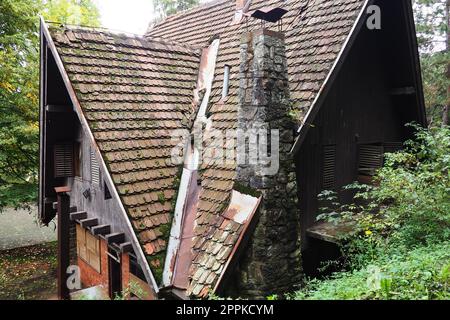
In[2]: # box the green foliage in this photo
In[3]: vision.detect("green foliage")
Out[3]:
[42,0,100,27]
[114,280,146,300]
[0,0,100,213]
[318,125,450,251]
[154,0,200,18]
[294,125,450,300]
[420,51,450,125]
[413,0,448,53]
[291,242,450,300]
[233,182,262,198]
[413,0,449,124]
[0,0,42,212]
[157,191,166,204]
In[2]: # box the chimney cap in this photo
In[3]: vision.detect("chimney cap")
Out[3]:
[246,6,288,23]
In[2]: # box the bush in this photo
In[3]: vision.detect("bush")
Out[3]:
[318,125,450,253]
[293,125,450,300]
[291,242,450,300]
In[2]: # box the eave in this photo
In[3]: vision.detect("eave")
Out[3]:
[39,17,160,294]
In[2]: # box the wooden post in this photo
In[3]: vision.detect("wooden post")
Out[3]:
[55,186,71,300]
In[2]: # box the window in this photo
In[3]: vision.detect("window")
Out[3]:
[76,224,101,273]
[74,142,81,177]
[357,142,403,184]
[104,182,112,200]
[357,144,384,177]
[54,142,74,178]
[322,145,336,190]
[90,149,100,185]
[129,254,146,281]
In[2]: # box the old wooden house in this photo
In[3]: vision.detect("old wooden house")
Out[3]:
[38,0,426,300]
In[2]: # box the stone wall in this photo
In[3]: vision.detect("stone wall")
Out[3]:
[235,29,301,298]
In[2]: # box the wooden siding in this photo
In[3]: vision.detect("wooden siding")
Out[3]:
[295,0,425,252]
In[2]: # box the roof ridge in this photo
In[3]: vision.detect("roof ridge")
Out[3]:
[148,0,230,32]
[46,21,200,53]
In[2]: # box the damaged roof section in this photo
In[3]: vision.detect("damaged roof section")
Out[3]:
[148,0,367,123]
[188,190,261,298]
[147,0,367,297]
[47,24,201,281]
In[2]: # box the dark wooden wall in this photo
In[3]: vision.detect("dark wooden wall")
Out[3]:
[41,47,76,218]
[40,43,151,288]
[295,0,425,254]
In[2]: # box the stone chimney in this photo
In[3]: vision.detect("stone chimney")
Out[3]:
[234,29,301,298]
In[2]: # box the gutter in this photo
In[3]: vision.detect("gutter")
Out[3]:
[162,38,221,288]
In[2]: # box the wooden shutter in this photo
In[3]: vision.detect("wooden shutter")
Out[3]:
[76,224,101,273]
[322,145,336,190]
[54,142,74,178]
[86,231,101,273]
[90,149,100,185]
[76,224,87,261]
[358,144,384,176]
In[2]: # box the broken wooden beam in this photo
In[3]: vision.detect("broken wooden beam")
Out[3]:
[70,211,87,221]
[91,224,111,236]
[80,217,98,228]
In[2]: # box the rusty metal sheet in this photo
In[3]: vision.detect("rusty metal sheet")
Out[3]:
[222,190,260,224]
[172,171,201,290]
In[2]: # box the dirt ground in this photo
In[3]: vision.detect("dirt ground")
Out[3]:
[0,242,57,300]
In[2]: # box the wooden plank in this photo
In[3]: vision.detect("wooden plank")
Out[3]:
[70,211,87,221]
[119,242,133,253]
[45,104,72,112]
[129,274,155,300]
[105,232,125,245]
[306,220,357,244]
[54,186,71,193]
[56,191,70,300]
[80,218,98,228]
[86,232,99,253]
[91,224,111,236]
[76,224,87,261]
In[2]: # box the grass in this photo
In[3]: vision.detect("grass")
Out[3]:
[291,242,450,300]
[0,241,57,300]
